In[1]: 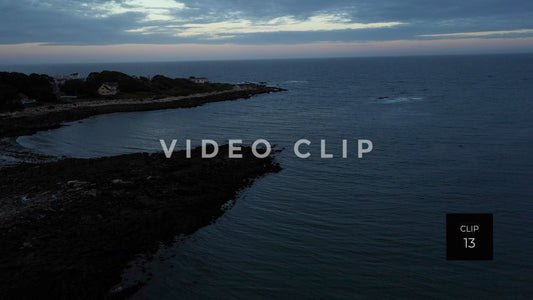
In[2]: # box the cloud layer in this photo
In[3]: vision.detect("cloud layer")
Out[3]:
[1,0,532,45]
[0,0,532,62]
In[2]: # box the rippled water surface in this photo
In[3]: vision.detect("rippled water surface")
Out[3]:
[8,55,533,298]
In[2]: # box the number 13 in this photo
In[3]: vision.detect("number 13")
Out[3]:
[464,238,476,248]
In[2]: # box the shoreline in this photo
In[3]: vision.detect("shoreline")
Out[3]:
[0,81,285,298]
[0,83,285,138]
[0,145,281,298]
[0,137,59,167]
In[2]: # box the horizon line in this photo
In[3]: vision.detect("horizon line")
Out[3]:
[1,51,533,67]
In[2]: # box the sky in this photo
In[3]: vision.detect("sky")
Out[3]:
[0,0,532,63]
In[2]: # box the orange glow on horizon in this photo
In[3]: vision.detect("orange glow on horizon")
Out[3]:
[0,37,532,64]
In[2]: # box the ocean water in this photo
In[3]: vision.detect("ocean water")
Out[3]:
[7,55,533,298]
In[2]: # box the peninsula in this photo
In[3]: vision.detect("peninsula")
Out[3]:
[0,71,285,137]
[0,70,285,298]
[0,145,281,298]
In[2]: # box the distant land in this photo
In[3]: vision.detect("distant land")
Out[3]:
[0,71,285,137]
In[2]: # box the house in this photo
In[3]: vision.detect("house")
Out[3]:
[53,73,84,97]
[97,82,119,96]
[54,73,81,81]
[54,73,82,85]
[189,76,209,84]
[66,73,81,80]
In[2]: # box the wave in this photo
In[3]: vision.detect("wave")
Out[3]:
[375,96,423,104]
[283,80,309,84]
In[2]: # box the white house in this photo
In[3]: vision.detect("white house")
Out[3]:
[54,73,82,85]
[97,82,119,96]
[189,76,209,84]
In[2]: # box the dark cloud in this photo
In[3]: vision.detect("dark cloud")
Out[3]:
[0,0,532,45]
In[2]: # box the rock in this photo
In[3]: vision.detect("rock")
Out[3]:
[111,179,133,185]
[86,189,98,197]
[0,145,281,299]
[66,180,88,188]
[21,241,33,249]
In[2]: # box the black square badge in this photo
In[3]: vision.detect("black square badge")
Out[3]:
[446,214,493,260]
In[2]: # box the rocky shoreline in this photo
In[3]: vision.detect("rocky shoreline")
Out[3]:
[0,137,59,166]
[0,82,285,298]
[0,84,285,138]
[0,145,281,298]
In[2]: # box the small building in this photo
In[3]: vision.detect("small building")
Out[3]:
[66,73,81,80]
[54,73,82,85]
[189,76,209,84]
[18,93,37,105]
[97,82,119,96]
